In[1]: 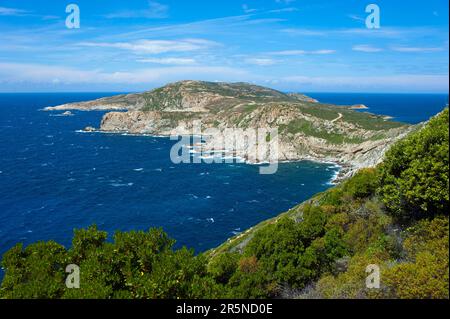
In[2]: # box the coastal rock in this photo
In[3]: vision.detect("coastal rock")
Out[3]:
[349,104,369,110]
[83,126,97,132]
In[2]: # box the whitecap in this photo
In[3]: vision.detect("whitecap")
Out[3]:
[207,218,215,223]
[133,168,144,172]
[110,182,134,187]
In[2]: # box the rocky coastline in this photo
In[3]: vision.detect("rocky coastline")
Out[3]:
[45,81,417,183]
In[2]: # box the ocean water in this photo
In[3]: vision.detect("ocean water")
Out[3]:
[307,92,449,124]
[0,93,339,262]
[0,92,447,267]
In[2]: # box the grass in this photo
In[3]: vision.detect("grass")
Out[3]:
[279,119,365,144]
[294,103,407,131]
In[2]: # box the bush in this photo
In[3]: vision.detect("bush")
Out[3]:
[383,216,449,299]
[342,168,378,200]
[378,108,449,221]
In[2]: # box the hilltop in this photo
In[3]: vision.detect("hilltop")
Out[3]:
[44,81,415,179]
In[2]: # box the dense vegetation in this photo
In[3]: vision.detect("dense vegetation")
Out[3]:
[1,109,448,299]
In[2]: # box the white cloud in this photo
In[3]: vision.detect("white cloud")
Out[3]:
[242,4,257,14]
[281,74,449,92]
[136,57,196,65]
[269,8,299,13]
[0,62,249,87]
[269,49,335,55]
[352,45,383,53]
[245,58,277,66]
[78,39,219,55]
[105,1,169,19]
[391,46,444,53]
[275,0,296,4]
[281,28,327,36]
[282,27,444,39]
[0,6,29,16]
[348,14,365,22]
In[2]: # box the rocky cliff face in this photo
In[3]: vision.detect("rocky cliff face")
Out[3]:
[44,80,415,180]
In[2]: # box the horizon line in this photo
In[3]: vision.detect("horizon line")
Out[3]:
[0,90,448,95]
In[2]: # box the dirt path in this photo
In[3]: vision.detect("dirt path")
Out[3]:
[331,113,343,123]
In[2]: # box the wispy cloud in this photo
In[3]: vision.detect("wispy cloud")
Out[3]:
[0,6,29,16]
[269,7,299,13]
[136,57,197,65]
[0,62,250,87]
[348,14,365,22]
[245,58,278,66]
[281,27,445,39]
[391,46,445,53]
[78,39,219,55]
[352,45,383,53]
[269,49,335,55]
[281,28,327,36]
[242,4,257,14]
[275,0,296,4]
[105,1,169,19]
[281,74,449,93]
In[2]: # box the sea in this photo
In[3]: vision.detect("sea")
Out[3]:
[0,92,448,269]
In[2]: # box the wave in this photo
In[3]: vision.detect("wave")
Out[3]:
[110,182,134,187]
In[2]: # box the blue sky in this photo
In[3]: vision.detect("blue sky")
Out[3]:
[0,0,448,93]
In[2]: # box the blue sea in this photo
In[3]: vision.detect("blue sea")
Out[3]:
[0,92,448,270]
[307,92,449,124]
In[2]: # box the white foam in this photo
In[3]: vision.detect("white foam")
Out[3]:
[110,182,134,187]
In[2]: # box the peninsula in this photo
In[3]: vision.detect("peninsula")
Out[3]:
[44,81,416,180]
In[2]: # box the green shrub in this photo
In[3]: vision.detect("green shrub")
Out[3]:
[342,168,378,200]
[378,108,449,221]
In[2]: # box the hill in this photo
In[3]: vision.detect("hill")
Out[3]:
[44,81,414,179]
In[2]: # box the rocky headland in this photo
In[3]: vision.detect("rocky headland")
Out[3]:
[44,80,417,181]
